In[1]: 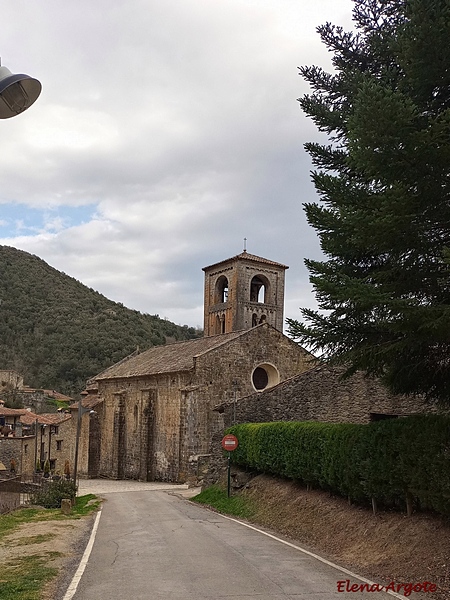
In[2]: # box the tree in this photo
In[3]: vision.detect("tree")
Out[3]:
[287,0,450,402]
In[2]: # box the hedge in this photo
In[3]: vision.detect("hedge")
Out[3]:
[226,415,450,515]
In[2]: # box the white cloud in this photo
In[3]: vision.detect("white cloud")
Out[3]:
[0,0,354,327]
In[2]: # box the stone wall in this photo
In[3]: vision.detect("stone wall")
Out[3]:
[204,363,444,487]
[94,325,313,483]
[217,363,440,428]
[96,371,193,482]
[0,436,37,475]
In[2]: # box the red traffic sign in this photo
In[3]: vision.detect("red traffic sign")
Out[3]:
[221,434,239,452]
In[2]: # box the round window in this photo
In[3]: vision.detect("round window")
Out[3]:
[251,363,280,392]
[252,367,268,390]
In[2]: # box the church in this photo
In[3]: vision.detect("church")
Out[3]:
[81,251,314,482]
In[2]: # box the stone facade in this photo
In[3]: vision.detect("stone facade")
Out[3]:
[203,252,287,336]
[91,324,313,482]
[215,363,441,427]
[204,363,445,486]
[0,410,76,477]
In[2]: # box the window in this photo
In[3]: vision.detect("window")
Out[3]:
[134,405,138,431]
[252,367,269,390]
[251,363,280,391]
[56,440,63,451]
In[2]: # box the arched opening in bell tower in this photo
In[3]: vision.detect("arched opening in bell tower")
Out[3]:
[215,276,229,304]
[250,275,270,303]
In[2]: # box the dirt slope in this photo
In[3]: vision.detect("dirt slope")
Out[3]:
[239,475,450,599]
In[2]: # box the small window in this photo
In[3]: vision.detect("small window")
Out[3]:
[134,405,138,430]
[370,413,399,422]
[56,440,63,451]
[251,363,280,392]
[24,444,28,454]
[252,367,269,390]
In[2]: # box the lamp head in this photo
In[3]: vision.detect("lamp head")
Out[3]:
[0,65,42,119]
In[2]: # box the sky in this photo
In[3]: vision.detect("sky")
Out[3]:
[0,0,354,329]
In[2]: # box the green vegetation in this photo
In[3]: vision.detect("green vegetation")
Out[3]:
[227,415,450,515]
[0,245,201,395]
[0,553,59,600]
[0,495,100,600]
[0,495,100,542]
[30,479,77,508]
[9,533,56,547]
[192,485,256,519]
[288,0,450,403]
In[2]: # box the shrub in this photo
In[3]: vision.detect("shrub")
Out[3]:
[31,479,77,508]
[227,415,450,515]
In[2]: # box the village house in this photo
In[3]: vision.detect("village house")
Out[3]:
[0,406,73,477]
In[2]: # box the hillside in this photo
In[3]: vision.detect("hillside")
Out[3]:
[0,245,201,395]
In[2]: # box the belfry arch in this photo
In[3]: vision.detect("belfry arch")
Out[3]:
[250,274,270,304]
[215,275,229,304]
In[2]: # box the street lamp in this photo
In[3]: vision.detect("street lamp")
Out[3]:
[0,60,41,118]
[73,397,95,492]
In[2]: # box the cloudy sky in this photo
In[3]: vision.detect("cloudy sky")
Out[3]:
[0,0,353,329]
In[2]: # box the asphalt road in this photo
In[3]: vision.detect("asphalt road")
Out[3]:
[69,487,403,600]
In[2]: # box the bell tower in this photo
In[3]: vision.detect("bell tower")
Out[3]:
[202,251,288,336]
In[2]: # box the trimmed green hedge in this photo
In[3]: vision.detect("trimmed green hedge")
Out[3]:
[226,415,450,515]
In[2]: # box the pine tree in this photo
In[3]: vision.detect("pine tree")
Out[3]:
[288,0,450,402]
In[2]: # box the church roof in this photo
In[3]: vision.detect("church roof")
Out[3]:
[202,251,288,271]
[94,331,246,380]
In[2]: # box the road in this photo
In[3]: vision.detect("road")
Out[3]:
[68,483,404,600]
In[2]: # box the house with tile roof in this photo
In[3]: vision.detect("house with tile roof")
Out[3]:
[84,252,315,483]
[0,406,73,476]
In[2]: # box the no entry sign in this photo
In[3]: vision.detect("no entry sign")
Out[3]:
[221,434,239,452]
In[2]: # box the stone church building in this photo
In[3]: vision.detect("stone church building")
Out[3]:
[83,251,315,482]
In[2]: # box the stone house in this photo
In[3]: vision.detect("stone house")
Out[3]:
[84,251,315,482]
[0,408,73,476]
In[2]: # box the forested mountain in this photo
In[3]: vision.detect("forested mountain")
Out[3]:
[0,245,201,395]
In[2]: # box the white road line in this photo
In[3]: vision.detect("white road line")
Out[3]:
[62,509,102,600]
[216,512,410,600]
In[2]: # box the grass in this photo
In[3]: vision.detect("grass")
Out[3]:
[7,533,57,547]
[0,553,59,600]
[0,493,101,599]
[191,485,255,519]
[0,494,101,543]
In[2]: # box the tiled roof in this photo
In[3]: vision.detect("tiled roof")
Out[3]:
[18,388,72,401]
[95,331,246,380]
[0,407,28,417]
[203,251,288,271]
[69,396,103,410]
[20,412,70,425]
[0,407,70,425]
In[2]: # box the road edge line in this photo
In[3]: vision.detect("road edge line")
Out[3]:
[62,508,102,600]
[215,511,409,600]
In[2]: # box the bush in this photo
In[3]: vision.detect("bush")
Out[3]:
[31,479,77,508]
[227,415,450,516]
